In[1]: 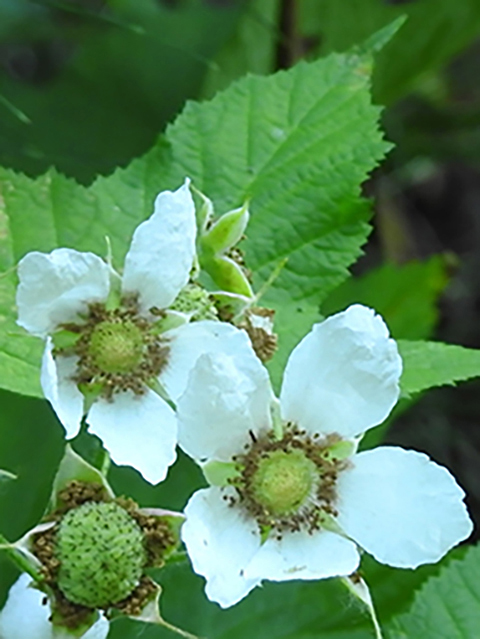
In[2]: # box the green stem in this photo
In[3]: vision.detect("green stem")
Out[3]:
[159,617,198,640]
[0,532,43,582]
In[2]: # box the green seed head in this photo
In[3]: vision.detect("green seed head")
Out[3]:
[55,501,146,608]
[88,320,144,373]
[250,449,317,516]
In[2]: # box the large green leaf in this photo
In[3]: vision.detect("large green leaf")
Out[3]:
[399,340,480,396]
[162,50,389,302]
[387,543,480,639]
[300,0,480,104]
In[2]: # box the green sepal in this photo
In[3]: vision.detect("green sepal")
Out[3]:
[341,575,382,640]
[210,291,252,320]
[51,329,81,352]
[78,381,104,414]
[202,460,240,487]
[49,444,114,512]
[191,184,214,234]
[201,202,249,255]
[323,438,358,462]
[105,268,122,311]
[204,255,253,298]
[117,580,195,638]
[50,603,104,639]
[260,524,272,544]
[150,309,190,333]
[141,509,185,562]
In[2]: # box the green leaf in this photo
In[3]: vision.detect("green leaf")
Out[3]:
[387,543,480,639]
[362,550,466,629]
[322,256,449,340]
[163,49,390,305]
[399,340,480,396]
[300,0,480,104]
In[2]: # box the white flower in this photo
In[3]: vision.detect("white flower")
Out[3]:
[16,179,247,484]
[0,574,109,639]
[177,304,473,608]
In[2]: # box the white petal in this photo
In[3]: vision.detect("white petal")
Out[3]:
[17,249,110,337]
[280,305,402,439]
[86,389,177,484]
[336,446,473,568]
[177,350,272,462]
[41,339,83,439]
[0,574,52,639]
[122,180,196,313]
[161,320,267,403]
[182,487,262,608]
[245,528,360,582]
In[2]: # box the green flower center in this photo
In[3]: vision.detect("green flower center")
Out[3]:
[250,449,317,516]
[55,501,146,608]
[88,320,144,374]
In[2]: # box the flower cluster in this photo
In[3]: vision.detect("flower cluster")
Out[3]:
[0,178,474,637]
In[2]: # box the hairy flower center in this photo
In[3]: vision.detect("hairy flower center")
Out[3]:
[88,320,144,373]
[251,449,316,515]
[60,300,170,399]
[230,427,347,534]
[55,501,146,608]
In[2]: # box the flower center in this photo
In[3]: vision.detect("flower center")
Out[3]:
[230,427,347,535]
[55,501,146,609]
[88,320,144,373]
[56,299,170,399]
[250,449,316,516]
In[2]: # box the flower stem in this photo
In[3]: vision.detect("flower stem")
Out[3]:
[0,532,43,582]
[159,617,198,639]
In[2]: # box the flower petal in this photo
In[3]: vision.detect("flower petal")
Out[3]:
[122,180,196,313]
[17,249,110,337]
[161,320,268,403]
[182,487,262,608]
[336,446,473,568]
[0,574,52,639]
[86,389,177,484]
[280,305,402,439]
[245,528,360,582]
[177,350,272,462]
[41,339,83,439]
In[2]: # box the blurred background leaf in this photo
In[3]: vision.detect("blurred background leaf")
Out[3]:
[0,0,245,182]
